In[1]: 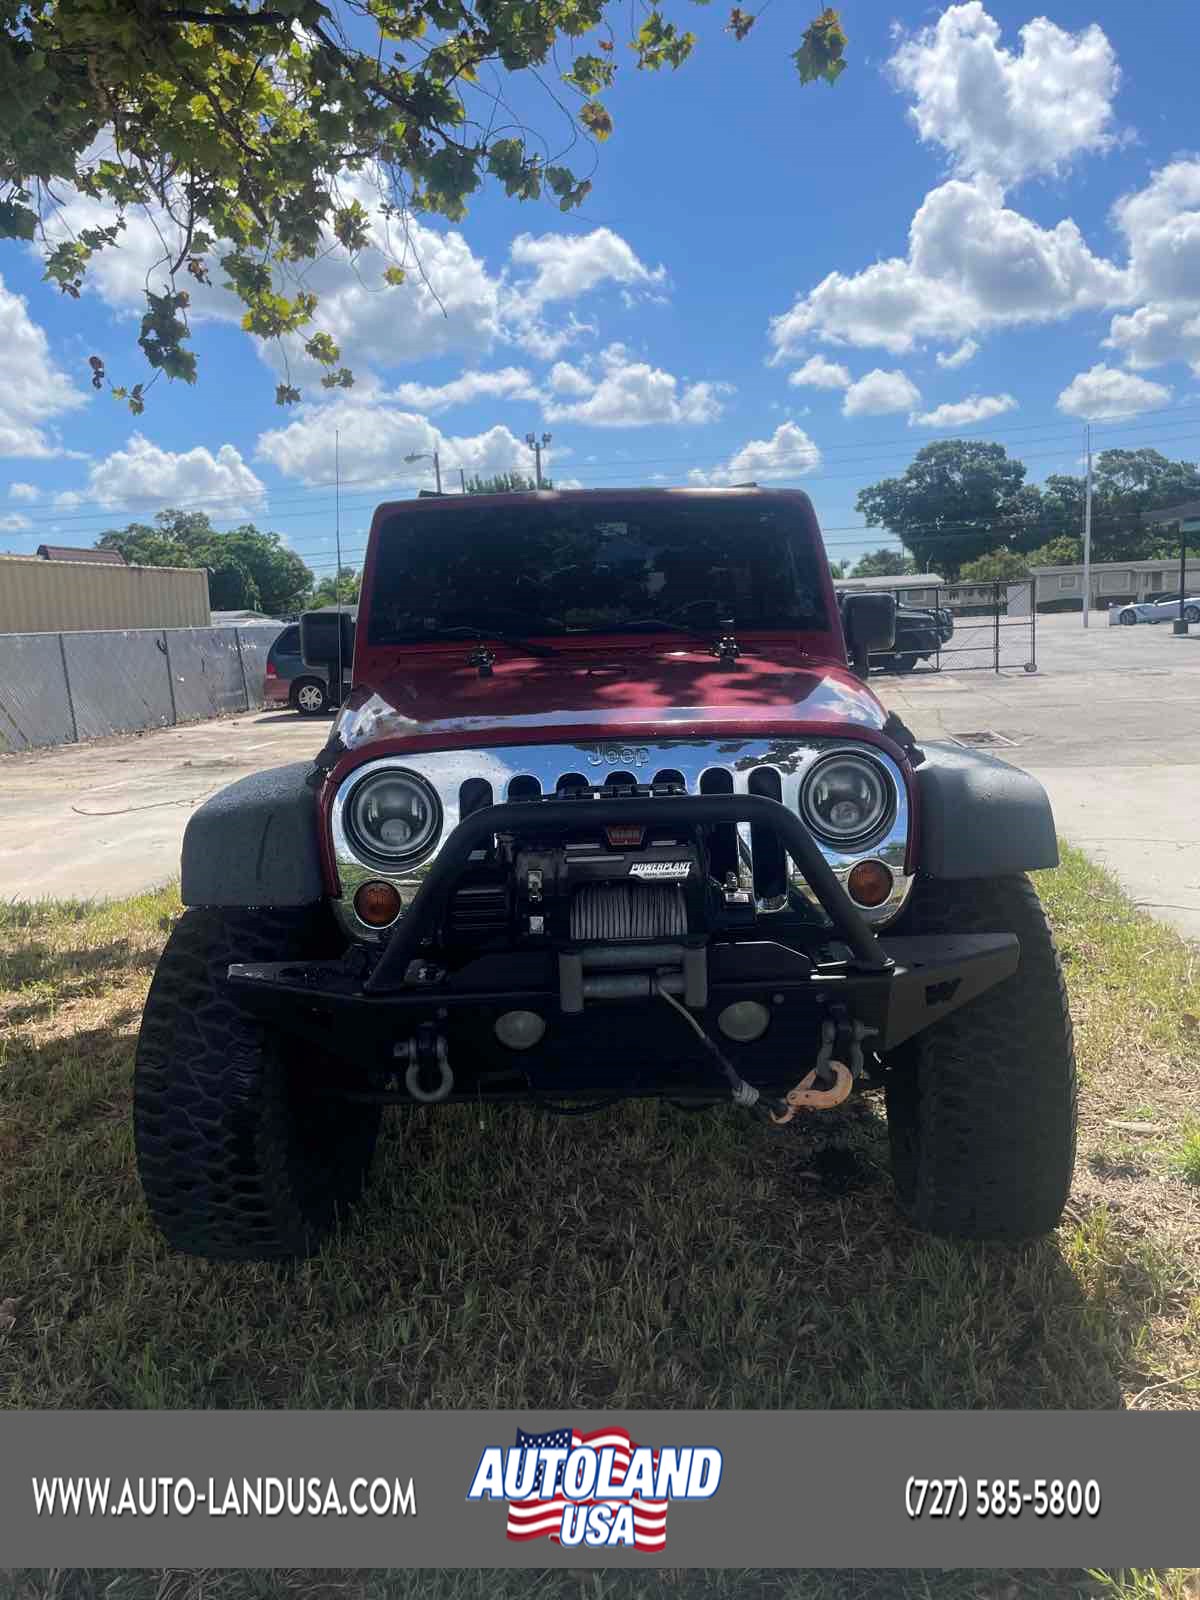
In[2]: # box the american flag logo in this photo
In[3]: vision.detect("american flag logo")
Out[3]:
[505,1425,668,1551]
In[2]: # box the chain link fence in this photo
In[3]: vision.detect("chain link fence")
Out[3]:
[874,580,1038,676]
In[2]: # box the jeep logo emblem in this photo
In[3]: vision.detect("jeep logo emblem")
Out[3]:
[584,744,650,767]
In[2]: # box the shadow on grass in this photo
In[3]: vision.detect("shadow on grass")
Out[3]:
[0,938,161,1024]
[1,996,1131,1412]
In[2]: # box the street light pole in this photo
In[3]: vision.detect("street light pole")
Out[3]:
[403,448,442,494]
[525,431,551,490]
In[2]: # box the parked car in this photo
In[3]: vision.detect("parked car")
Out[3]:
[838,593,942,672]
[1110,594,1200,626]
[135,487,1074,1261]
[265,623,351,715]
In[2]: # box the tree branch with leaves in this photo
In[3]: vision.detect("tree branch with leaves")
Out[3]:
[0,0,847,411]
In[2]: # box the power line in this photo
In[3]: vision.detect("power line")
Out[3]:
[9,399,1200,536]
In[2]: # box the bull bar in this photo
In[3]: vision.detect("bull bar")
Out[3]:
[225,792,1020,1064]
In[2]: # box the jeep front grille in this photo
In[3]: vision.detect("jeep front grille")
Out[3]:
[328,737,913,941]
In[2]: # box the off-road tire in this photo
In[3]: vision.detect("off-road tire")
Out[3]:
[884,874,1076,1240]
[134,906,381,1261]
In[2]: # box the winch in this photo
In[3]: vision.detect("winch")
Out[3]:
[509,826,708,943]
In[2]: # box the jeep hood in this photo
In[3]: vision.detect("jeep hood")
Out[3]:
[334,638,887,752]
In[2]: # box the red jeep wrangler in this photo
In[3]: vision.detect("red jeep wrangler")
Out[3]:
[134,488,1076,1260]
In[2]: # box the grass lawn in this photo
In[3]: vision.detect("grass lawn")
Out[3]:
[1,847,1198,1600]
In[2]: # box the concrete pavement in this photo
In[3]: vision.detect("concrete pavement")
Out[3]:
[884,611,1200,939]
[1,610,1197,938]
[0,711,323,903]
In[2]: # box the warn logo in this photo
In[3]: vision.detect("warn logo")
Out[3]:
[628,861,692,878]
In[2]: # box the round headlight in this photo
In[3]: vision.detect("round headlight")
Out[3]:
[345,769,441,865]
[801,753,892,845]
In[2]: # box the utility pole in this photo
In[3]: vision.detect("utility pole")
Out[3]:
[525,431,551,490]
[1176,519,1189,636]
[1082,421,1093,629]
[333,428,344,710]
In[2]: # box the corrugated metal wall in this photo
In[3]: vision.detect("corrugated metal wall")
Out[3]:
[166,628,250,721]
[0,634,77,751]
[0,556,209,632]
[0,623,285,752]
[61,630,176,739]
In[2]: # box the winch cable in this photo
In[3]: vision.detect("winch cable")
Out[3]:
[653,981,788,1121]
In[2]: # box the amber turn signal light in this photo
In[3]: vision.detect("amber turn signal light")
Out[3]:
[846,859,893,908]
[354,880,403,926]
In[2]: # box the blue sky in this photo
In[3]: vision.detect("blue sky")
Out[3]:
[2,0,1199,583]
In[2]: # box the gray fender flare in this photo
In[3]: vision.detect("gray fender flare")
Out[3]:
[914,740,1058,879]
[181,762,325,907]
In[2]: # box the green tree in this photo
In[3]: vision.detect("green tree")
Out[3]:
[856,440,1041,579]
[309,566,361,606]
[97,507,312,614]
[850,548,912,578]
[826,559,846,579]
[1,3,847,409]
[1024,535,1083,569]
[958,549,1030,583]
[464,472,549,494]
[1041,451,1200,562]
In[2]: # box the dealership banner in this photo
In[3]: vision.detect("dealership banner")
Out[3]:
[1,1410,1196,1567]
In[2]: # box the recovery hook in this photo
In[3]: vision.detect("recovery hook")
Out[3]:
[769,1061,854,1124]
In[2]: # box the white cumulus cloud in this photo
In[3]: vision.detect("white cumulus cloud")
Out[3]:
[788,355,852,390]
[37,159,664,387]
[910,392,1017,428]
[889,3,1120,188]
[548,360,595,397]
[690,422,821,485]
[389,367,538,413]
[256,394,535,488]
[64,434,267,514]
[1056,364,1171,421]
[0,511,32,531]
[542,344,729,427]
[8,481,41,501]
[842,369,921,417]
[770,179,1128,358]
[1103,161,1200,374]
[936,339,978,370]
[0,276,86,459]
[506,227,667,312]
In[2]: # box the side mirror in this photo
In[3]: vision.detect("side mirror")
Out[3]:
[300,609,356,673]
[840,592,896,679]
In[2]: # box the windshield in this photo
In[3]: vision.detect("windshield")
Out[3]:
[366,500,829,645]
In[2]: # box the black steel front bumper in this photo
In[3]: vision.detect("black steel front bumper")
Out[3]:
[225,794,1019,1098]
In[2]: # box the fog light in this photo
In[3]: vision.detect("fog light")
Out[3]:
[354,880,403,926]
[494,1010,546,1050]
[846,859,894,908]
[717,1000,771,1042]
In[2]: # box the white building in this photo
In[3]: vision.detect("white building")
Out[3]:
[1030,557,1193,610]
